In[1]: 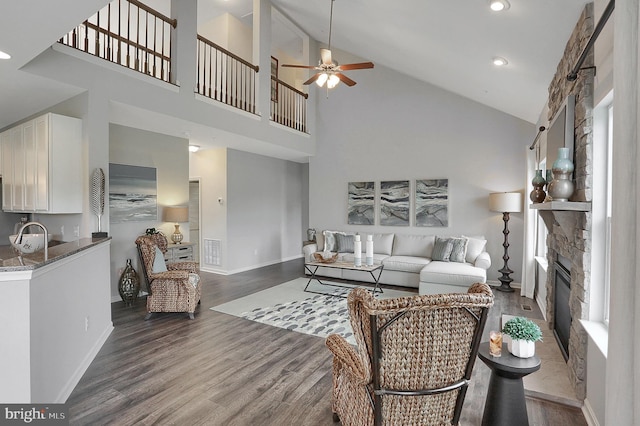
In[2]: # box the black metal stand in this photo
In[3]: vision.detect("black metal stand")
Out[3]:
[497,212,515,292]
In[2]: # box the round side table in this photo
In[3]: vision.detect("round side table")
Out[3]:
[477,341,541,426]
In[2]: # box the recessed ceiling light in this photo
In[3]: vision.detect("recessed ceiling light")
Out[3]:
[188,145,200,152]
[489,0,510,12]
[493,57,508,66]
[0,50,11,60]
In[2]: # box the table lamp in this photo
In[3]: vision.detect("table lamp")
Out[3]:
[489,192,522,292]
[164,206,188,244]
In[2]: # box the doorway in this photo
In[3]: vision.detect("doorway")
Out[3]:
[189,179,201,263]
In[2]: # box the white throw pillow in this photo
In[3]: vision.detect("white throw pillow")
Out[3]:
[152,246,168,273]
[463,236,487,263]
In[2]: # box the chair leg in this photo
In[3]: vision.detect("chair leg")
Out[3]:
[188,312,195,320]
[144,312,153,320]
[332,412,340,422]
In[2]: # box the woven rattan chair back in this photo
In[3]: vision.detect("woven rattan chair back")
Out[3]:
[135,233,168,295]
[345,283,494,425]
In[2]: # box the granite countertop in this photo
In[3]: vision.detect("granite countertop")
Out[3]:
[0,237,111,272]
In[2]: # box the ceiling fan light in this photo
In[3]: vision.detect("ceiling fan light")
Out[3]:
[493,56,508,66]
[327,74,340,89]
[489,0,510,11]
[316,73,329,87]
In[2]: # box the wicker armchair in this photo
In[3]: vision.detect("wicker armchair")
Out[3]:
[326,283,494,426]
[135,234,201,320]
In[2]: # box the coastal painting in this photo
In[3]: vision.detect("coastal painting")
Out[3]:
[109,163,157,224]
[347,182,375,225]
[380,180,410,226]
[415,179,449,227]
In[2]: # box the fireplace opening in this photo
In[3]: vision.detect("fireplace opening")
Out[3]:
[554,256,572,361]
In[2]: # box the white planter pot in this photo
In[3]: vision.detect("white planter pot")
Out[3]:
[508,339,536,358]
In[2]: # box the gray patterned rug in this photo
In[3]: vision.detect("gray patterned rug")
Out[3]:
[211,278,416,346]
[241,287,355,344]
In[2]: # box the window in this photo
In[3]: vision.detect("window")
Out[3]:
[603,104,613,325]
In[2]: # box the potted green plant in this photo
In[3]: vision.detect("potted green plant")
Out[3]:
[501,316,543,358]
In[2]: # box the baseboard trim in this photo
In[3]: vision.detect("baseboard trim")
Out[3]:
[582,397,600,426]
[202,254,304,276]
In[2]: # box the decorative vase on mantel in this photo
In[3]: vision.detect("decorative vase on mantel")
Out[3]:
[529,169,546,203]
[118,259,140,307]
[547,147,575,202]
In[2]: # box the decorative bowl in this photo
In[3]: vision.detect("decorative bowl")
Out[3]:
[9,234,53,254]
[313,252,338,264]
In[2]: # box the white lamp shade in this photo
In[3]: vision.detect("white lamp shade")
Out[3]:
[164,206,188,223]
[489,192,522,213]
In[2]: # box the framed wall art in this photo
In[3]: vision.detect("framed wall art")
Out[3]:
[109,163,158,224]
[380,180,410,226]
[415,179,449,227]
[347,181,375,225]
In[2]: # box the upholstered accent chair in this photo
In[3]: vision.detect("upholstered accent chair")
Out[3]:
[135,233,201,320]
[326,283,494,425]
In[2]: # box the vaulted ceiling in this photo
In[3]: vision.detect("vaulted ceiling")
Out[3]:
[0,0,590,130]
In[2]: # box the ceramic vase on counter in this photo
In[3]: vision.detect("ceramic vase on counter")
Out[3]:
[548,147,575,202]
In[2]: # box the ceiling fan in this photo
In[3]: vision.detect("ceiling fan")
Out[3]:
[281,0,374,89]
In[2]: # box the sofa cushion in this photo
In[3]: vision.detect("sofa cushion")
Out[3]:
[392,234,435,257]
[383,256,431,273]
[335,233,356,253]
[372,233,394,255]
[341,253,389,264]
[463,235,487,263]
[420,261,487,286]
[322,230,348,252]
[448,237,469,263]
[432,237,454,261]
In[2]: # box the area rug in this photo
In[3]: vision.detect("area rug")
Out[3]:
[211,277,416,346]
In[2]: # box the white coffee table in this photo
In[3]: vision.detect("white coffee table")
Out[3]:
[304,260,385,297]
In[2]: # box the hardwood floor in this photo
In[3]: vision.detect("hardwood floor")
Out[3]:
[67,259,587,425]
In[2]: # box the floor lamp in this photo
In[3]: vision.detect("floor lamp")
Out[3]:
[489,192,523,292]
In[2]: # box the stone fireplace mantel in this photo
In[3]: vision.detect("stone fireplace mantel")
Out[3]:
[531,202,591,240]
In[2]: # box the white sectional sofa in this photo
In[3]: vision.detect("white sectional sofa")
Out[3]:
[302,231,491,294]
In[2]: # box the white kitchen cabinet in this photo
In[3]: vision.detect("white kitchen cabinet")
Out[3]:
[1,113,82,213]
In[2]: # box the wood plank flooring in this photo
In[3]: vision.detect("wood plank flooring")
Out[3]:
[66,259,587,425]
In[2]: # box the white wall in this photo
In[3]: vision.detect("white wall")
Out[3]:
[109,124,189,301]
[226,149,305,273]
[310,55,533,283]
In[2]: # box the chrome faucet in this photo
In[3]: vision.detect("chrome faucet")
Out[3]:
[14,221,49,260]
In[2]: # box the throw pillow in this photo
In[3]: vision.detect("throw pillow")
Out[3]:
[323,231,344,252]
[152,246,168,273]
[432,237,454,262]
[449,237,469,263]
[335,233,355,253]
[463,235,487,263]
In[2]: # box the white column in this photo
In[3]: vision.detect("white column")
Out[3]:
[606,0,640,423]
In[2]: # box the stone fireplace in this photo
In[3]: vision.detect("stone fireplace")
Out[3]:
[535,4,594,401]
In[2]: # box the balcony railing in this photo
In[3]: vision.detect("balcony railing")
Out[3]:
[196,35,258,115]
[270,77,308,133]
[59,0,176,83]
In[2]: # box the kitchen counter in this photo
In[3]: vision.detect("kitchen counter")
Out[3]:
[0,237,111,271]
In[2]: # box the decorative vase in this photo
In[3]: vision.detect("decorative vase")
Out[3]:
[365,234,374,266]
[354,234,362,267]
[529,169,546,203]
[548,147,575,201]
[508,338,536,358]
[118,259,140,307]
[307,228,316,241]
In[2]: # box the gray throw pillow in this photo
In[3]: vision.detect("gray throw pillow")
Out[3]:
[432,237,453,262]
[335,233,355,253]
[449,237,469,263]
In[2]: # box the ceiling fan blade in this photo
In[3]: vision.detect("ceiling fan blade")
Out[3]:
[320,49,333,65]
[281,64,317,69]
[335,73,357,87]
[303,73,323,85]
[337,62,374,71]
